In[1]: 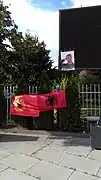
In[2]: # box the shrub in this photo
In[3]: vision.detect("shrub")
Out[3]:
[59,76,82,132]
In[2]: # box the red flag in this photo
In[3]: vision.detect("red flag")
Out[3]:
[10,95,40,117]
[10,90,67,117]
[37,90,67,111]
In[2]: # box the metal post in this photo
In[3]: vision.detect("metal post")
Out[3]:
[56,84,61,129]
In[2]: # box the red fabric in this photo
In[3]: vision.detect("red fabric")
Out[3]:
[10,95,40,117]
[37,90,67,111]
[10,90,67,117]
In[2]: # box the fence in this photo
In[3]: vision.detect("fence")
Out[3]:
[79,84,101,119]
[3,84,101,124]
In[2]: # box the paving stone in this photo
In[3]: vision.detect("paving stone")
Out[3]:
[97,168,101,177]
[51,138,72,147]
[88,150,101,162]
[26,160,73,180]
[0,153,40,172]
[69,171,101,180]
[60,154,101,175]
[0,150,11,160]
[0,163,8,173]
[42,144,68,153]
[51,137,90,149]
[0,168,37,180]
[7,143,45,156]
[0,133,99,180]
[71,138,90,146]
[37,135,49,143]
[65,145,91,157]
[33,149,67,164]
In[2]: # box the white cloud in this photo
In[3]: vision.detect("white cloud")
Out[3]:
[71,0,101,7]
[3,0,59,66]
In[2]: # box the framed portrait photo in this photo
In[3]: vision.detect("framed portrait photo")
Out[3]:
[60,50,75,71]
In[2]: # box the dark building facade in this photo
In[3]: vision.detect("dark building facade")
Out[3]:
[59,5,101,70]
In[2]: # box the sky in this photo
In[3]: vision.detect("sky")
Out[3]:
[3,0,101,67]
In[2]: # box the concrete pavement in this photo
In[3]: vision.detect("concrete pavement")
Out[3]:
[0,132,101,179]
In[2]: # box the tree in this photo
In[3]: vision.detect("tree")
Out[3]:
[0,1,55,87]
[9,31,54,87]
[0,0,18,84]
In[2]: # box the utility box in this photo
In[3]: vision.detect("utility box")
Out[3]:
[86,116,101,149]
[86,116,100,133]
[90,126,101,149]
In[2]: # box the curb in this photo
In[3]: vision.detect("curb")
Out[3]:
[0,128,90,138]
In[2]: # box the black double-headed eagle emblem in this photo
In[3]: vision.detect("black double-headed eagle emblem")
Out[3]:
[46,95,57,107]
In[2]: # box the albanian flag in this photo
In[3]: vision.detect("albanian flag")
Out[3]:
[37,90,67,111]
[10,90,67,117]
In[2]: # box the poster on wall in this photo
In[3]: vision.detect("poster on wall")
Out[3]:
[60,51,75,71]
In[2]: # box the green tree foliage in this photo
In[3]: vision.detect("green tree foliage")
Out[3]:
[0,1,18,84]
[59,75,82,132]
[10,32,54,86]
[0,1,54,86]
[40,70,52,93]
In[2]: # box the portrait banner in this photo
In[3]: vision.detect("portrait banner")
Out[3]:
[60,50,75,71]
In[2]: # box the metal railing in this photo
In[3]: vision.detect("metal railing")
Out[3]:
[79,84,101,119]
[3,84,101,123]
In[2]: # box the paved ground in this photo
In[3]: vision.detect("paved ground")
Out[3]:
[0,131,101,180]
